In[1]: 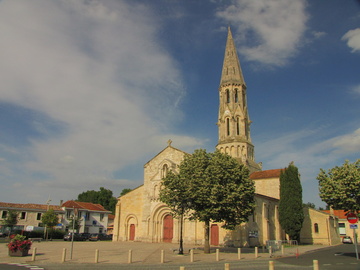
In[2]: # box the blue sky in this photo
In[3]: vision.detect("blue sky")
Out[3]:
[0,0,359,208]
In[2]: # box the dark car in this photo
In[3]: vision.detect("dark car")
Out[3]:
[80,233,91,240]
[63,233,86,241]
[342,236,353,244]
[89,233,112,241]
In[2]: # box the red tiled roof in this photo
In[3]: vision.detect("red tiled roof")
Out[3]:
[250,169,284,180]
[108,214,115,220]
[62,200,110,212]
[322,210,349,219]
[0,202,63,212]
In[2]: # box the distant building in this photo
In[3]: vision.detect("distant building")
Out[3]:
[61,200,111,234]
[0,202,64,233]
[0,200,111,235]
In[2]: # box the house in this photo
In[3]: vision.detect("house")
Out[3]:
[0,202,64,234]
[322,209,359,241]
[61,200,111,234]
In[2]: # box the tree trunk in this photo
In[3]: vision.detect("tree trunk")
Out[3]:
[204,220,210,254]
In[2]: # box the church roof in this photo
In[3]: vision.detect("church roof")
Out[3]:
[220,26,246,87]
[322,210,348,220]
[250,169,284,180]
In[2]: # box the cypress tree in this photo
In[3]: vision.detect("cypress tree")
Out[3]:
[278,162,304,242]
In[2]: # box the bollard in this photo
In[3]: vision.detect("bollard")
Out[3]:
[255,246,258,258]
[128,249,132,264]
[269,246,272,257]
[224,263,230,270]
[95,249,99,263]
[269,261,274,270]
[161,249,164,263]
[313,259,319,270]
[216,248,220,261]
[180,267,185,270]
[190,249,194,263]
[281,244,284,255]
[62,248,66,263]
[31,247,37,262]
[238,248,241,260]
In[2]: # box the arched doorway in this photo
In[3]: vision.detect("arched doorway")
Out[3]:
[129,224,135,241]
[210,224,219,246]
[163,214,173,243]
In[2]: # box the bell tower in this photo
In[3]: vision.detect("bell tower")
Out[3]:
[216,27,261,173]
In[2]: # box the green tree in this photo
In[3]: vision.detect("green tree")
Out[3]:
[279,162,304,242]
[1,210,18,235]
[318,159,360,213]
[41,209,59,239]
[77,187,117,214]
[303,202,315,209]
[68,216,81,232]
[120,188,132,197]
[161,149,255,254]
[159,170,191,254]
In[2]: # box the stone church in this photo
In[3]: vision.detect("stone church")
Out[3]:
[113,28,337,247]
[113,27,287,247]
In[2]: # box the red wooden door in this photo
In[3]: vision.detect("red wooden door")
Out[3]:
[129,224,135,241]
[210,224,219,246]
[163,214,173,243]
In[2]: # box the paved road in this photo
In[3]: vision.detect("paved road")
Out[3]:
[277,244,360,269]
[1,241,359,269]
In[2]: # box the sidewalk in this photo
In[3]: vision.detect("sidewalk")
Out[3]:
[0,240,329,267]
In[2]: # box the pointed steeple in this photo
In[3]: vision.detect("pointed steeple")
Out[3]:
[216,27,262,173]
[220,27,246,87]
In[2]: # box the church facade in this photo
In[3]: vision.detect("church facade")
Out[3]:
[113,27,285,247]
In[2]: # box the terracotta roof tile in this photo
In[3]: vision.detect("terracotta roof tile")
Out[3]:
[250,169,284,180]
[62,200,110,212]
[322,210,349,219]
[0,202,63,212]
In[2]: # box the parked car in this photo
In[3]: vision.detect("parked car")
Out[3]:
[0,232,8,238]
[89,233,112,241]
[80,233,91,240]
[342,236,353,244]
[63,233,86,241]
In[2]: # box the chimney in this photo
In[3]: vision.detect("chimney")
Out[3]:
[60,200,63,206]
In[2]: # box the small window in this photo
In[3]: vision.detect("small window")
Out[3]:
[66,210,71,219]
[235,89,238,103]
[236,117,240,135]
[226,118,230,136]
[37,213,42,220]
[20,212,26,220]
[100,214,104,221]
[226,89,230,103]
[314,223,319,233]
[1,211,7,219]
[85,212,90,221]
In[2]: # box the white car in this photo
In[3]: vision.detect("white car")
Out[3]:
[342,236,353,244]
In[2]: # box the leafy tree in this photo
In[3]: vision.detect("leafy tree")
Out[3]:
[120,188,132,197]
[77,187,117,214]
[1,210,18,235]
[160,149,255,253]
[303,202,315,209]
[318,159,360,213]
[159,170,191,254]
[279,162,304,242]
[41,209,59,239]
[68,216,81,233]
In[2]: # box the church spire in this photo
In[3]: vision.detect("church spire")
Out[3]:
[216,27,261,173]
[220,27,245,87]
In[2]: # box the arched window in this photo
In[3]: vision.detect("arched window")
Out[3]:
[314,223,319,233]
[235,89,238,103]
[236,117,240,135]
[162,164,169,178]
[226,89,230,103]
[226,118,230,136]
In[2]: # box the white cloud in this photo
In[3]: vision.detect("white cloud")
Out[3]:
[351,85,360,95]
[342,28,360,52]
[216,0,308,66]
[0,0,204,203]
